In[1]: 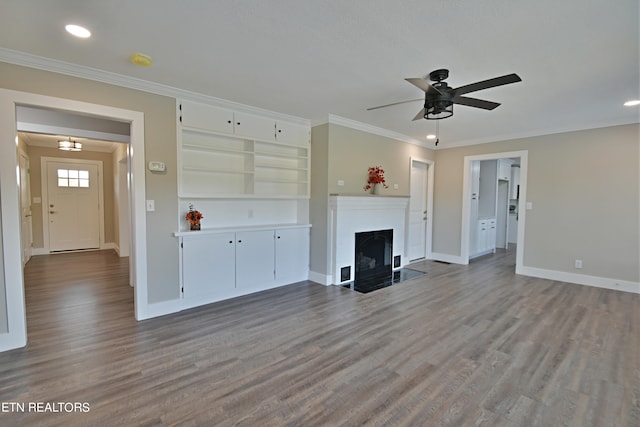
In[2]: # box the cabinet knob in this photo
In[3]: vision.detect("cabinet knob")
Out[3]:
[229,240,233,244]
[278,129,282,133]
[238,239,242,243]
[277,236,281,239]
[237,122,240,126]
[227,120,231,124]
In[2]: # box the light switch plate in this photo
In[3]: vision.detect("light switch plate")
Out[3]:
[146,200,155,211]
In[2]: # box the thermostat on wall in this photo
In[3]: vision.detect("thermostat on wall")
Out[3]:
[148,161,166,172]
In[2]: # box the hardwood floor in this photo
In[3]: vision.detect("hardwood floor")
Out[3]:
[0,248,637,426]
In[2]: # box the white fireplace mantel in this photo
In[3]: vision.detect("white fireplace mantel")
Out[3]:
[329,195,409,285]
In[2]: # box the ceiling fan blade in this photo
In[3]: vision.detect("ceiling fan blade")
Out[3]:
[453,73,522,96]
[367,98,423,111]
[412,108,426,121]
[452,96,500,110]
[405,78,442,94]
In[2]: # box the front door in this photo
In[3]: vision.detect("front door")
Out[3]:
[408,160,428,261]
[46,161,100,251]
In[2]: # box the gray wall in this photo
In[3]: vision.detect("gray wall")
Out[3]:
[433,123,639,282]
[0,61,179,305]
[309,123,436,277]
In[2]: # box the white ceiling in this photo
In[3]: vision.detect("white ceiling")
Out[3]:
[1,0,638,147]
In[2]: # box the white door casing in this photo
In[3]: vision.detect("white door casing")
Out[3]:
[19,150,32,265]
[46,160,101,252]
[0,89,148,352]
[461,150,528,270]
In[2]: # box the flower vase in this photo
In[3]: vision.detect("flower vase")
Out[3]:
[370,184,377,195]
[190,223,201,231]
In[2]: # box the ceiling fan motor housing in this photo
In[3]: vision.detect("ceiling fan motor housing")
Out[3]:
[425,81,454,119]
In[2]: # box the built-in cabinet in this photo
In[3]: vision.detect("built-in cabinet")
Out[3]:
[476,218,497,255]
[497,159,513,181]
[178,225,310,309]
[469,160,498,257]
[510,165,521,199]
[175,99,312,311]
[178,100,310,198]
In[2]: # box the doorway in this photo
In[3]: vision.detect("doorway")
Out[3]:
[407,158,434,261]
[0,89,149,352]
[460,151,528,271]
[44,159,102,252]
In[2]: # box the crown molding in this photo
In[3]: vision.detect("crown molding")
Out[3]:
[0,48,310,126]
[437,117,639,150]
[312,114,431,149]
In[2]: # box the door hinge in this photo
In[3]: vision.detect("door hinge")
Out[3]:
[181,242,183,248]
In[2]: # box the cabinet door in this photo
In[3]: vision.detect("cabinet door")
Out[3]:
[234,112,275,141]
[470,161,480,197]
[235,230,275,289]
[275,121,310,146]
[498,159,512,181]
[476,220,488,254]
[510,167,520,199]
[181,100,234,134]
[487,219,497,251]
[275,228,309,283]
[182,233,236,299]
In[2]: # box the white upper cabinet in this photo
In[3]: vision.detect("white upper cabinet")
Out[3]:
[275,121,310,146]
[498,159,513,181]
[178,100,310,198]
[234,111,276,141]
[180,101,234,134]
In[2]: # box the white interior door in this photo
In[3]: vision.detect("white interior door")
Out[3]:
[19,151,32,265]
[408,160,428,261]
[46,161,100,251]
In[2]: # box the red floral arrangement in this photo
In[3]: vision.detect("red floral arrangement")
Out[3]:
[364,166,389,191]
[185,204,203,225]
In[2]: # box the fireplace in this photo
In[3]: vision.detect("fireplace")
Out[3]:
[326,195,409,286]
[355,229,393,287]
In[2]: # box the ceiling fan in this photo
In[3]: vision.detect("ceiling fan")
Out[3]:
[367,69,522,121]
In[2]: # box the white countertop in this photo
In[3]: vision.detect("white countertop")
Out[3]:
[174,223,311,237]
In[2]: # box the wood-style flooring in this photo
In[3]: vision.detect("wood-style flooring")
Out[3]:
[0,248,637,426]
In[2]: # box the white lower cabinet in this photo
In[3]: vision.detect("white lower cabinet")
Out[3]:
[179,225,310,309]
[472,218,497,257]
[275,228,310,283]
[235,230,276,290]
[182,232,236,299]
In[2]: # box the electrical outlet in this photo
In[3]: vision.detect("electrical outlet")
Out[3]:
[337,180,344,187]
[575,259,583,269]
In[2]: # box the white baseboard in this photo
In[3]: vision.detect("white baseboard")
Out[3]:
[517,266,640,294]
[309,270,332,286]
[101,242,115,250]
[31,248,48,256]
[430,252,468,265]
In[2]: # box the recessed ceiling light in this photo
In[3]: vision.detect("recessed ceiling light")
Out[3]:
[65,24,91,38]
[131,53,153,67]
[426,134,436,140]
[624,100,640,106]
